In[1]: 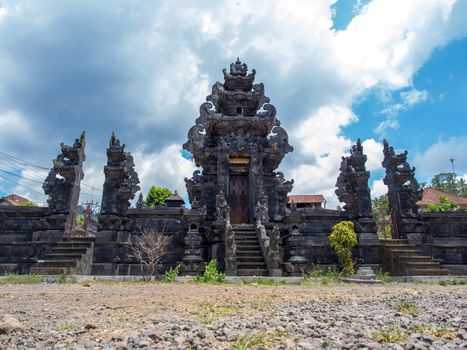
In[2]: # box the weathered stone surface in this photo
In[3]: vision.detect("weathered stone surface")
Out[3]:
[335,139,372,217]
[0,315,24,334]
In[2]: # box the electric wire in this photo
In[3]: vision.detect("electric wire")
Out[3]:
[0,151,102,192]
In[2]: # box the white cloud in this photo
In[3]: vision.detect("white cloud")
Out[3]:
[413,137,467,178]
[371,179,387,199]
[361,138,384,171]
[1,0,466,207]
[0,110,35,151]
[133,144,196,201]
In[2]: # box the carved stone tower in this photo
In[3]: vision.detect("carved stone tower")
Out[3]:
[43,131,86,235]
[335,139,372,217]
[382,139,423,238]
[183,59,293,224]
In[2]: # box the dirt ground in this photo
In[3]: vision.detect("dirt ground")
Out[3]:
[0,282,466,349]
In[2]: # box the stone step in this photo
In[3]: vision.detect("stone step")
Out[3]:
[44,253,84,260]
[237,262,267,268]
[235,238,259,244]
[398,255,437,261]
[380,239,409,245]
[404,268,449,276]
[403,261,441,268]
[236,242,262,248]
[35,260,78,268]
[387,249,423,255]
[236,256,265,262]
[235,232,257,237]
[236,251,262,257]
[63,237,95,242]
[236,269,268,276]
[232,224,255,230]
[51,247,88,254]
[55,242,93,248]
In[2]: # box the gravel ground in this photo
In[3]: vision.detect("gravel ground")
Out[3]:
[0,282,466,349]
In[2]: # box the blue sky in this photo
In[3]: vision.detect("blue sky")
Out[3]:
[0,0,466,207]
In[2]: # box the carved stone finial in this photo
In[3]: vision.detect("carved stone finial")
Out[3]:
[335,139,372,217]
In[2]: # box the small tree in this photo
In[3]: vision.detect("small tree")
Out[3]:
[329,221,358,276]
[144,186,172,207]
[427,195,459,212]
[372,195,391,239]
[127,228,169,281]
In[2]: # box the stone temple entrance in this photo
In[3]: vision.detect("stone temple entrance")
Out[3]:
[229,174,249,224]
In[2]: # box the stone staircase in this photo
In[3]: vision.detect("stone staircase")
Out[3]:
[380,239,449,276]
[233,224,268,276]
[31,237,95,275]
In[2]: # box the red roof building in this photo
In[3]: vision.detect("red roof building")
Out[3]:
[416,187,467,211]
[0,194,31,207]
[287,194,326,209]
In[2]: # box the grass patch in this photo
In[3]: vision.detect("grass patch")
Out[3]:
[0,273,44,284]
[231,330,291,350]
[394,299,419,316]
[411,324,456,340]
[56,322,74,332]
[189,301,241,324]
[372,326,408,343]
[439,279,466,286]
[302,266,343,285]
[231,333,266,350]
[376,269,392,283]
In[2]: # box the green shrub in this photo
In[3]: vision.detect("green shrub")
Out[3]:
[328,221,358,276]
[439,279,466,286]
[196,259,225,283]
[302,266,343,285]
[58,268,69,284]
[164,264,181,283]
[376,269,392,283]
[427,195,459,212]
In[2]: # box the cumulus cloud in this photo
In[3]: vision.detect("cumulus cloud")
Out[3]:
[371,179,388,199]
[0,0,466,205]
[413,137,467,178]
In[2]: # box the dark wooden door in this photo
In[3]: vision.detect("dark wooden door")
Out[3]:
[229,175,249,224]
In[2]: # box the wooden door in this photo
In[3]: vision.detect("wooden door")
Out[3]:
[229,175,249,224]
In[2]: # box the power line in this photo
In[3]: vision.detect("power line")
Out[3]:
[0,151,102,192]
[0,151,49,170]
[0,174,46,197]
[0,169,43,184]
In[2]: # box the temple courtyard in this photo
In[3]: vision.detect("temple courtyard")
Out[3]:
[0,281,466,349]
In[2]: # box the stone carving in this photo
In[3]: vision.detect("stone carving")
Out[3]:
[255,192,269,224]
[101,132,140,216]
[285,225,308,276]
[136,193,144,209]
[183,59,293,223]
[215,191,230,223]
[224,224,236,276]
[335,139,372,217]
[43,131,86,235]
[181,224,205,275]
[382,140,423,239]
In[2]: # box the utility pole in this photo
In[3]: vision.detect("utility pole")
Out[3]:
[450,158,457,174]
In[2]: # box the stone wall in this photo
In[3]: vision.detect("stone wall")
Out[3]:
[285,209,381,267]
[0,207,54,274]
[406,212,467,274]
[91,207,187,275]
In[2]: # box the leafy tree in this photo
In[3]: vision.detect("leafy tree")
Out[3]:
[144,186,172,207]
[431,172,467,197]
[426,195,459,212]
[329,221,358,276]
[372,195,391,239]
[20,200,37,207]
